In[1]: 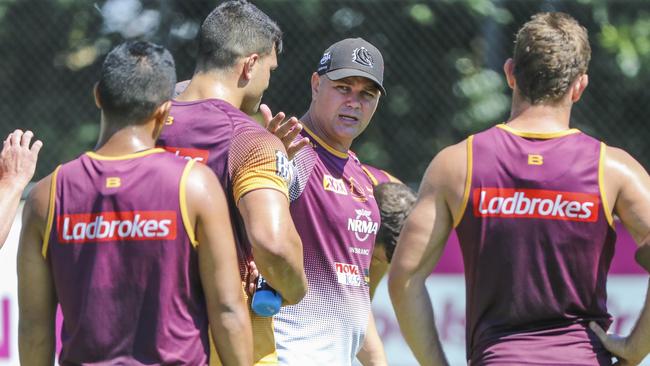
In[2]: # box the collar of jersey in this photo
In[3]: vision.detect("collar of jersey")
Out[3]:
[302,125,349,159]
[85,148,166,161]
[497,123,581,139]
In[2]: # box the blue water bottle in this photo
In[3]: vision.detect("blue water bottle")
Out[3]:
[251,275,282,317]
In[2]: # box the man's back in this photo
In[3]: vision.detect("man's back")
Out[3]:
[158,98,293,364]
[456,125,614,364]
[46,149,209,365]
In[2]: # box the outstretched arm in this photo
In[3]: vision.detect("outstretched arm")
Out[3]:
[590,146,650,364]
[388,141,467,366]
[17,175,56,365]
[186,163,253,365]
[0,129,42,248]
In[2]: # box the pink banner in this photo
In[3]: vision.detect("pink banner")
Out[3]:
[434,222,645,274]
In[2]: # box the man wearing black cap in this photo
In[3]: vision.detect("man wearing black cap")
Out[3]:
[270,38,387,366]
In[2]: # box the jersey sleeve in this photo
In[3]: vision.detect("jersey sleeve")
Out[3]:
[229,128,293,204]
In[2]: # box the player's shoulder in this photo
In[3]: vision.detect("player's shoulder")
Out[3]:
[603,144,647,177]
[420,138,469,191]
[24,169,58,221]
[435,138,468,165]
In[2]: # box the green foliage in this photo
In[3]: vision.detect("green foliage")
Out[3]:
[1,0,649,184]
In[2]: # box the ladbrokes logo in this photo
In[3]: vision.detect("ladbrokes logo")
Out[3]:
[335,262,363,287]
[347,209,378,242]
[473,188,599,222]
[58,211,177,243]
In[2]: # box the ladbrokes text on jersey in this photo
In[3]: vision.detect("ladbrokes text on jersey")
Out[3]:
[473,188,599,222]
[58,211,177,243]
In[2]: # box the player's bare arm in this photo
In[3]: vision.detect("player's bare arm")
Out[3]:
[238,189,307,305]
[590,146,650,365]
[17,174,56,365]
[0,129,42,248]
[388,140,467,366]
[356,311,388,366]
[186,162,253,365]
[260,104,309,160]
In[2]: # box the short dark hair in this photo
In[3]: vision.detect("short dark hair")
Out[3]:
[374,183,417,263]
[196,0,282,72]
[513,12,591,105]
[97,41,176,124]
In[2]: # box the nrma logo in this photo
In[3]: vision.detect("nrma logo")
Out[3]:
[347,209,378,242]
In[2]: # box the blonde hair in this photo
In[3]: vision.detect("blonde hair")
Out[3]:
[513,12,591,104]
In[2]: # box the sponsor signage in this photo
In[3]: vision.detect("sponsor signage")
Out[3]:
[323,175,348,195]
[57,211,177,243]
[347,209,378,242]
[473,188,599,222]
[160,146,209,162]
[335,262,363,287]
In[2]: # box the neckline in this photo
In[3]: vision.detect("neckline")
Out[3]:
[85,148,165,161]
[302,125,349,159]
[496,123,581,139]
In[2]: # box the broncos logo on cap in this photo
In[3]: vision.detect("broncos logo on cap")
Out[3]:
[352,47,373,68]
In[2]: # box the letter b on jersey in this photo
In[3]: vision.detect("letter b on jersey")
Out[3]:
[528,154,543,166]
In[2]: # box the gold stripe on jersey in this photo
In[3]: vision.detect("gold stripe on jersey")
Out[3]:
[598,142,615,228]
[361,166,379,186]
[303,125,348,159]
[454,135,474,228]
[179,159,198,248]
[85,148,166,161]
[497,124,581,139]
[42,165,62,258]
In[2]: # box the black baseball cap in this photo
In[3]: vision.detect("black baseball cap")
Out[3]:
[316,38,386,95]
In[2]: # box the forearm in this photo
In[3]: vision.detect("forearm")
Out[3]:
[626,279,650,361]
[210,304,253,366]
[389,275,448,366]
[356,312,387,366]
[0,181,26,247]
[250,231,307,305]
[19,320,55,365]
[636,242,650,272]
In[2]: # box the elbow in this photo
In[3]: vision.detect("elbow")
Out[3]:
[248,231,307,304]
[387,267,418,305]
[281,277,308,305]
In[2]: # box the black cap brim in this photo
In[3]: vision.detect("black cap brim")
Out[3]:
[326,68,386,96]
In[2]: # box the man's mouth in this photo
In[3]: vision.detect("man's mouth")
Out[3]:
[339,114,359,122]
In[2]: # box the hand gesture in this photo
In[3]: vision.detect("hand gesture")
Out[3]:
[260,104,309,160]
[0,130,42,188]
[246,260,260,297]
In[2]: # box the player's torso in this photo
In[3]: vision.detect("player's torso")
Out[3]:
[47,149,208,366]
[456,125,616,364]
[274,129,379,365]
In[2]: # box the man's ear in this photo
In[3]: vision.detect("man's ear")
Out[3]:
[152,101,172,139]
[570,74,589,103]
[311,72,321,101]
[93,83,102,109]
[503,58,516,89]
[242,54,260,81]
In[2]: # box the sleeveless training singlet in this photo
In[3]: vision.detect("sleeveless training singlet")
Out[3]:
[456,125,616,365]
[45,149,208,365]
